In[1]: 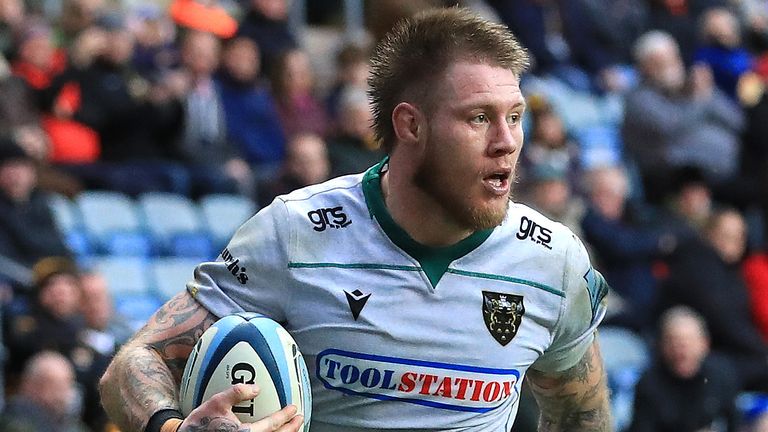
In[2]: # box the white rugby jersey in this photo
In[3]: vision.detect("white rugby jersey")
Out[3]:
[189,160,608,432]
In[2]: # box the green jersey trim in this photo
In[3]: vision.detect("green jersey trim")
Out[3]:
[287,262,564,297]
[361,159,495,287]
[288,262,422,271]
[447,268,565,297]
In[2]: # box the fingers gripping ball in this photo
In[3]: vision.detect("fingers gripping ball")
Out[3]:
[179,313,312,429]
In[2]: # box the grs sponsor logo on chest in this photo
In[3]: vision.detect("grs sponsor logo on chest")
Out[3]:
[221,248,249,284]
[316,349,520,413]
[307,206,352,231]
[516,216,552,250]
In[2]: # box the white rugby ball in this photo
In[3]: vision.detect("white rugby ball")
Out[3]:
[179,313,311,429]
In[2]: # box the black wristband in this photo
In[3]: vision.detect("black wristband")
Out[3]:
[145,409,184,432]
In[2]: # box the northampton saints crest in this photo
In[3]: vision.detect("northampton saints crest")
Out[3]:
[482,291,525,346]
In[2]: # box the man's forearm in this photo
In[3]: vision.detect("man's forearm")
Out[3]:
[100,343,180,431]
[527,340,612,432]
[99,291,217,432]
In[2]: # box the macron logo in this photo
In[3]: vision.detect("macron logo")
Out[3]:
[344,289,371,320]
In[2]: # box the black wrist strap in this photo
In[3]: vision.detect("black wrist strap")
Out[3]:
[145,408,184,432]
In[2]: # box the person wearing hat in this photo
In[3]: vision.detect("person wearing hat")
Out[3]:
[0,136,69,268]
[3,256,85,385]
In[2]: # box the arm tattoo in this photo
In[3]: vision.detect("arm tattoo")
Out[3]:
[526,340,612,432]
[145,292,218,381]
[100,291,217,432]
[180,417,250,432]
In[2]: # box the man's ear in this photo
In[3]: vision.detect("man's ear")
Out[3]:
[392,102,423,144]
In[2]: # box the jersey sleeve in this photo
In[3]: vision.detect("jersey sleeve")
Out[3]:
[187,198,292,322]
[531,233,609,372]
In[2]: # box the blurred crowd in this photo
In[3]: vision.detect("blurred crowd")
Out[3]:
[2,0,768,431]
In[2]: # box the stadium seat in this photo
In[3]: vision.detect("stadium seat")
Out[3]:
[599,326,650,431]
[76,191,144,253]
[113,293,164,331]
[169,232,214,259]
[48,193,79,234]
[199,194,257,251]
[137,192,206,254]
[92,256,151,297]
[150,257,200,300]
[103,231,154,257]
[48,194,92,256]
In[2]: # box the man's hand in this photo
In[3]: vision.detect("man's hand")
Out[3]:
[526,338,612,432]
[180,384,304,432]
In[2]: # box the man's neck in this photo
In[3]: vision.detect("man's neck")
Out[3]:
[380,165,473,247]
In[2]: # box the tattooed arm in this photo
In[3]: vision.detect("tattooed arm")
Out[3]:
[526,338,612,432]
[99,291,303,432]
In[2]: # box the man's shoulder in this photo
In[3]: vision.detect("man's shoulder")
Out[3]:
[505,202,582,248]
[270,173,369,229]
[277,173,365,206]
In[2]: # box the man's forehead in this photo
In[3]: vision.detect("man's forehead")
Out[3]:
[440,62,523,106]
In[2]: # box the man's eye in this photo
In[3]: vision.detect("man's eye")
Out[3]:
[471,113,488,124]
[507,113,521,125]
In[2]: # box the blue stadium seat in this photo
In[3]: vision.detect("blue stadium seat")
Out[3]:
[599,326,650,432]
[150,257,200,301]
[103,232,154,257]
[137,192,207,255]
[169,232,214,259]
[48,194,92,256]
[113,293,163,331]
[92,256,151,297]
[199,194,257,251]
[48,193,79,233]
[76,191,144,253]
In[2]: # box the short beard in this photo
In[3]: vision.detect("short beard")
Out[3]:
[413,146,509,231]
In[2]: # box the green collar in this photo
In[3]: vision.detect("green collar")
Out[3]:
[362,158,494,287]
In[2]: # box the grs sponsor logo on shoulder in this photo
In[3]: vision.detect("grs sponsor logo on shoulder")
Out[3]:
[221,248,248,284]
[316,349,520,412]
[516,216,552,250]
[307,206,351,232]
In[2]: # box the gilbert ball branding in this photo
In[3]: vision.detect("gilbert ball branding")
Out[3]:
[179,313,311,430]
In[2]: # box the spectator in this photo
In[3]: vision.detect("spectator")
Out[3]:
[41,17,189,196]
[581,165,676,331]
[520,95,579,187]
[219,36,286,174]
[236,0,298,74]
[654,165,716,253]
[0,351,87,432]
[270,48,330,138]
[647,0,726,65]
[628,306,740,432]
[178,29,252,197]
[694,7,753,100]
[326,43,370,124]
[10,19,67,92]
[76,270,130,431]
[326,86,383,178]
[660,208,768,391]
[0,0,23,58]
[488,0,561,75]
[522,165,585,238]
[623,30,744,202]
[4,257,83,381]
[560,0,649,92]
[744,248,768,343]
[0,137,69,266]
[258,133,329,207]
[131,4,179,81]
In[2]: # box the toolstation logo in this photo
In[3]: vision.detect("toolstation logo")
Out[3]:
[316,349,520,412]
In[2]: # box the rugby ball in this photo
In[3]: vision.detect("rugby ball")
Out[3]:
[179,313,311,429]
